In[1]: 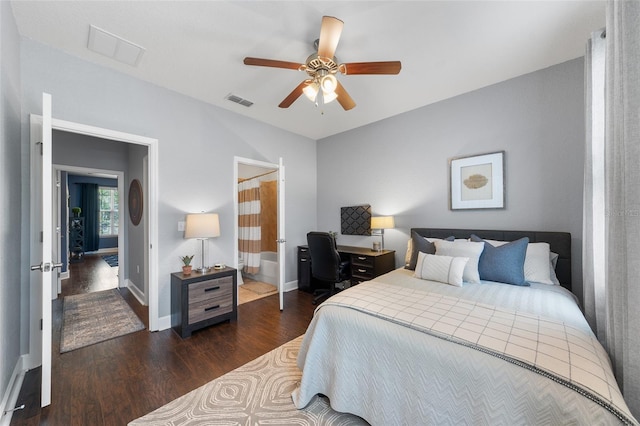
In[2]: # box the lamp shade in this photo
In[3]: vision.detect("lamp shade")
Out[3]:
[184,213,220,239]
[371,216,395,229]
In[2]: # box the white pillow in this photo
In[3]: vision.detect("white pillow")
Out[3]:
[434,240,484,284]
[483,239,554,285]
[414,252,468,287]
[404,236,452,267]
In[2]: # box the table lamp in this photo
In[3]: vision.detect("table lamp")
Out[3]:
[184,213,220,273]
[371,216,395,250]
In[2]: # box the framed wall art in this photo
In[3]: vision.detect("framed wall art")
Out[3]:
[449,151,505,210]
[340,204,372,235]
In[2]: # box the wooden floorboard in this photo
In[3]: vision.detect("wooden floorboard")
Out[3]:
[10,254,315,425]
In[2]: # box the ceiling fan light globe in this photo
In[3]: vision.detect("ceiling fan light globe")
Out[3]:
[323,90,338,103]
[320,74,337,93]
[303,83,318,101]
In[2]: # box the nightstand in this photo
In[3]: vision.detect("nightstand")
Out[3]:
[171,266,237,338]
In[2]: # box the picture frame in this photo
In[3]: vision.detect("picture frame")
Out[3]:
[340,204,372,235]
[449,151,505,210]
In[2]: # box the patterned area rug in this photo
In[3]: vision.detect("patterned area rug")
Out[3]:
[102,254,118,267]
[61,289,145,353]
[129,336,368,425]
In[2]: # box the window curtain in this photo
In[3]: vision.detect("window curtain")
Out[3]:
[238,178,261,274]
[603,0,640,417]
[584,1,640,418]
[80,183,100,252]
[582,28,606,340]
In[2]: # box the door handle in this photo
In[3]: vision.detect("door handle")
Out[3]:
[30,262,63,272]
[276,239,286,244]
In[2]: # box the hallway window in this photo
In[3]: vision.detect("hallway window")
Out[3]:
[99,187,119,236]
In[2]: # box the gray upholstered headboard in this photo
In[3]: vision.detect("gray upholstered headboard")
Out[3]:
[411,228,572,292]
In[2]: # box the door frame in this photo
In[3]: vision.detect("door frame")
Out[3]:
[233,156,285,309]
[53,165,126,291]
[28,115,160,343]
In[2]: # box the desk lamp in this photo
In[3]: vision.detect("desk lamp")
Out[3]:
[371,216,395,250]
[184,213,220,273]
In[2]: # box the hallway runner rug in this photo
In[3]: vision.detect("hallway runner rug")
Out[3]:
[102,254,118,267]
[129,335,368,425]
[60,289,145,353]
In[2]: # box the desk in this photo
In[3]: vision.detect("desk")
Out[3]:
[298,245,396,292]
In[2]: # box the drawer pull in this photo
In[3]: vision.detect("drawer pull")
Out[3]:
[358,256,367,260]
[205,305,220,312]
[204,286,220,292]
[300,258,307,262]
[300,248,308,252]
[358,269,367,273]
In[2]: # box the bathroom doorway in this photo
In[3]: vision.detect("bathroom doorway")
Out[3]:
[233,157,286,309]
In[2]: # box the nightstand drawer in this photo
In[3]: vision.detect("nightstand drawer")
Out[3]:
[188,277,233,304]
[188,293,233,324]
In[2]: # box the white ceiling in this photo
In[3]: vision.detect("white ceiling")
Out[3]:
[10,1,605,140]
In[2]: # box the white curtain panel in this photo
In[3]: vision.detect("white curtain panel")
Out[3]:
[238,178,261,274]
[604,0,640,417]
[582,28,606,341]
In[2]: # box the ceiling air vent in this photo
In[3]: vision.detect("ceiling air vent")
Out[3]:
[87,25,145,67]
[225,94,253,107]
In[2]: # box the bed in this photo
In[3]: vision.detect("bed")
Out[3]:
[292,228,638,425]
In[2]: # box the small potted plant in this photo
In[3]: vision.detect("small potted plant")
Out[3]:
[71,207,81,218]
[180,255,194,276]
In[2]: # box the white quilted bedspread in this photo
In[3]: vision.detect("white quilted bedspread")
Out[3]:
[292,269,639,426]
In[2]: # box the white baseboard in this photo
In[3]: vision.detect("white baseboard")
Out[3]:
[0,355,28,426]
[125,279,146,305]
[284,280,298,292]
[123,280,171,331]
[95,248,118,254]
[60,271,69,280]
[157,315,172,331]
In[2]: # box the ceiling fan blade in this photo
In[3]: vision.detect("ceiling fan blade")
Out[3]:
[335,81,356,111]
[243,57,304,71]
[339,61,402,75]
[317,16,344,59]
[279,81,308,108]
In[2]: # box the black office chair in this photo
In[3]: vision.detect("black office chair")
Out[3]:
[307,232,350,305]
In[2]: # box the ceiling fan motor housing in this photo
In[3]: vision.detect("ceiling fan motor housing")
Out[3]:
[305,53,340,78]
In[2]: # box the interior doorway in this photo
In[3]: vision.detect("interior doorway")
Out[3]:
[233,157,286,310]
[53,165,126,295]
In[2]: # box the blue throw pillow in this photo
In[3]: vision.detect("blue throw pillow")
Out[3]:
[470,235,529,286]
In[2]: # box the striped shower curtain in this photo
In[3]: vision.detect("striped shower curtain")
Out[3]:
[238,178,261,274]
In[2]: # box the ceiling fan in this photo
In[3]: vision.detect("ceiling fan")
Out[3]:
[243,16,401,111]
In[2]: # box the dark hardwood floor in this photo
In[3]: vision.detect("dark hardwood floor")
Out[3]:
[11,254,316,426]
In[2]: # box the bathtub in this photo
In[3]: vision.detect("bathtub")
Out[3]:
[244,251,278,285]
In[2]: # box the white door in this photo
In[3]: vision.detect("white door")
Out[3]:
[29,93,56,407]
[277,158,286,311]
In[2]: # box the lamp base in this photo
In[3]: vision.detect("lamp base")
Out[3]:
[197,267,211,274]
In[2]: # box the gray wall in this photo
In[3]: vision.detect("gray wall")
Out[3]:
[0,0,23,404]
[20,38,317,322]
[127,143,148,296]
[317,58,586,303]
